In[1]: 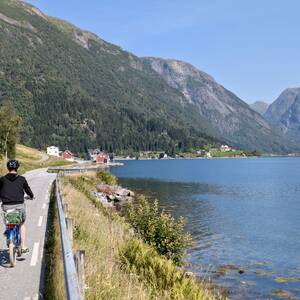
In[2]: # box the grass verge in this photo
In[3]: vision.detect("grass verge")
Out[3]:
[43,183,66,300]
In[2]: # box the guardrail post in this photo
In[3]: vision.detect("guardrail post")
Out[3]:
[63,203,69,217]
[66,217,73,245]
[74,250,86,298]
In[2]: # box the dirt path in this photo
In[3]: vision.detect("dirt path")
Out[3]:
[36,153,49,163]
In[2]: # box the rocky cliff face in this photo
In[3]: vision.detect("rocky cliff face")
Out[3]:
[142,57,295,153]
[250,101,269,115]
[264,88,300,144]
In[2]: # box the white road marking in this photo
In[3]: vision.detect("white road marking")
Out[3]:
[30,242,40,266]
[38,216,43,227]
[32,294,38,300]
[42,203,46,209]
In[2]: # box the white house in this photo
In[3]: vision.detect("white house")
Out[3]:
[88,149,100,162]
[47,146,60,157]
[220,145,232,152]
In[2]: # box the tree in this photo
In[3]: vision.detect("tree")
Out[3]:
[0,102,21,159]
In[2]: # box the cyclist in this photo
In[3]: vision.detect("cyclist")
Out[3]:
[0,160,34,253]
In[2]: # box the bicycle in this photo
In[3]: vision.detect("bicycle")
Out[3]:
[4,208,23,267]
[3,196,33,267]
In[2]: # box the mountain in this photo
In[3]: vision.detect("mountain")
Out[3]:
[142,58,296,153]
[0,0,219,155]
[264,88,300,144]
[250,101,269,115]
[0,0,296,155]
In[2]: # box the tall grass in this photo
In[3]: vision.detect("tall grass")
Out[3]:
[62,174,221,300]
[96,169,118,185]
[120,238,217,300]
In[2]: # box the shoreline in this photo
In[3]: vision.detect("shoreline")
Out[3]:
[114,154,300,161]
[115,156,257,161]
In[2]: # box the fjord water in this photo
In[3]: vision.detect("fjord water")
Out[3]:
[111,158,300,299]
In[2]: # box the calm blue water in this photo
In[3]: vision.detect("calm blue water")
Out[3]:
[111,158,300,299]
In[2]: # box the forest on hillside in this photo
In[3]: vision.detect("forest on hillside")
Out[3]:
[0,0,219,156]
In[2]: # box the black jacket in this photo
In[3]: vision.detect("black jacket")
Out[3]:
[0,173,34,205]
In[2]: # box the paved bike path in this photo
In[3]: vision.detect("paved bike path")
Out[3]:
[0,169,56,300]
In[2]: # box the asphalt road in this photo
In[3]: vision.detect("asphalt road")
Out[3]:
[0,169,56,300]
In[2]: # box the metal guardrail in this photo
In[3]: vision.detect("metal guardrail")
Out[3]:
[55,175,83,300]
[48,163,123,174]
[50,167,104,174]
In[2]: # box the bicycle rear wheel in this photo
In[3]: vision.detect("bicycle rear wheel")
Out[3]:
[17,247,22,257]
[9,242,16,267]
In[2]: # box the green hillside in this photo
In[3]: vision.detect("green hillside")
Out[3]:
[0,144,71,175]
[0,0,219,156]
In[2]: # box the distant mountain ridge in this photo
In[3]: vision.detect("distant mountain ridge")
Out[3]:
[142,57,296,153]
[250,101,269,115]
[264,88,300,144]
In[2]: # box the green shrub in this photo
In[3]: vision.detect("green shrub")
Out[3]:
[126,196,191,265]
[119,238,214,300]
[96,169,118,186]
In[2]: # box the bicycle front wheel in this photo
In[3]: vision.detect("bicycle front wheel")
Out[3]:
[9,242,16,267]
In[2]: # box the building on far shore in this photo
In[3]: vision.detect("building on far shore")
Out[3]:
[159,152,168,159]
[47,146,59,157]
[220,145,232,152]
[96,152,109,164]
[62,150,74,161]
[88,149,100,161]
[196,149,206,156]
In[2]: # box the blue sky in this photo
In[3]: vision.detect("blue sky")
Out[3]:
[26,0,300,103]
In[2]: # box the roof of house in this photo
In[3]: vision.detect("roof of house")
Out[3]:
[63,150,73,154]
[96,152,108,156]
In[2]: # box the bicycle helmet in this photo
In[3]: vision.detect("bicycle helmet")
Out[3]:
[7,159,20,171]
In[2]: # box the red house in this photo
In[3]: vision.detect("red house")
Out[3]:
[62,150,73,160]
[96,152,109,164]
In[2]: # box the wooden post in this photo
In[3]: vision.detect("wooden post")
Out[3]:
[74,250,86,298]
[65,217,73,246]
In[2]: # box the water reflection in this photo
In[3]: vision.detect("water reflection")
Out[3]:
[119,177,224,253]
[120,178,216,219]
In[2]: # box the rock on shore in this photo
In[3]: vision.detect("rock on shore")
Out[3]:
[92,183,135,207]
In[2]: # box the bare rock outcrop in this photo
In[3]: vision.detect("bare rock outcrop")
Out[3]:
[93,184,135,207]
